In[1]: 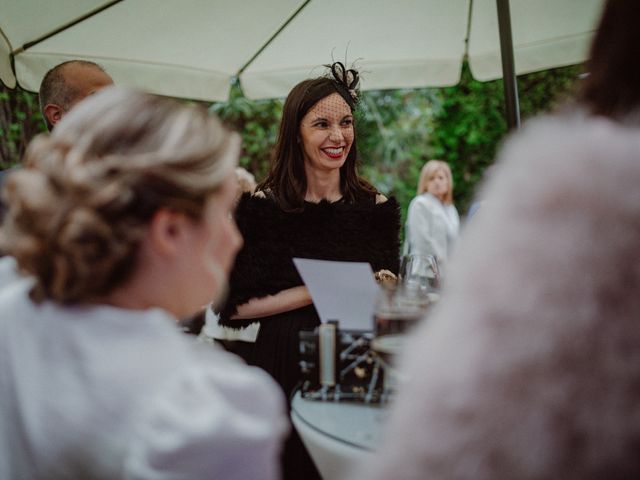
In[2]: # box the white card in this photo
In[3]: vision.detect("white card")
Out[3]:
[293,258,380,331]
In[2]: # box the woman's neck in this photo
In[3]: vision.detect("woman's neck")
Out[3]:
[304,167,342,202]
[99,257,181,321]
[101,275,160,315]
[429,191,447,204]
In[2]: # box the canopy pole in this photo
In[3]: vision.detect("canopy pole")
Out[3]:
[496,0,520,130]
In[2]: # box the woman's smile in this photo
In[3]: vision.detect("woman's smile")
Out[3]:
[321,146,346,159]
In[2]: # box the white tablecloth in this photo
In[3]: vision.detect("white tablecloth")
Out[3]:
[291,392,388,479]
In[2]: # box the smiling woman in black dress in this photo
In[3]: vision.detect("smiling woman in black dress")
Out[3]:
[218,63,401,479]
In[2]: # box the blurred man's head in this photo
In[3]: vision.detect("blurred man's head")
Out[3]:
[39,60,113,131]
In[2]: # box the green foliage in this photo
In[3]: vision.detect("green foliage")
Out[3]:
[355,89,440,225]
[1,65,581,225]
[0,84,46,167]
[354,63,581,228]
[518,65,582,119]
[210,82,283,181]
[429,64,508,215]
[427,62,582,215]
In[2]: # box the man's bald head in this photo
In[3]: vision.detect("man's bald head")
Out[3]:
[39,60,114,130]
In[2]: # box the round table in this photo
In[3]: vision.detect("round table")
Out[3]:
[291,391,388,479]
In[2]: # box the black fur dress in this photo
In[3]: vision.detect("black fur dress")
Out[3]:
[220,192,401,394]
[219,192,400,480]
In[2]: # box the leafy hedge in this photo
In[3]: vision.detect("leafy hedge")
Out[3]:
[1,62,581,223]
[429,62,582,215]
[209,64,581,226]
[0,85,46,168]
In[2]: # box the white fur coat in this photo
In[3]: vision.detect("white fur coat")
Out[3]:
[356,113,640,479]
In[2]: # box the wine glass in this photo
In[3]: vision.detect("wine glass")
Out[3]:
[372,283,430,394]
[399,254,440,292]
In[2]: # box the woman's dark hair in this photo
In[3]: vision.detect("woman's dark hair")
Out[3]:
[579,0,640,120]
[258,63,377,211]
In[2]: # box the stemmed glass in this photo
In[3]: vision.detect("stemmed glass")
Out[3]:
[370,254,441,395]
[372,282,430,395]
[398,254,440,293]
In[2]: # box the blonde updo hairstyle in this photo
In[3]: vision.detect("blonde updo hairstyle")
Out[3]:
[417,159,454,204]
[1,87,239,304]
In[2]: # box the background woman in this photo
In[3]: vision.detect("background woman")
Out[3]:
[404,159,460,269]
[0,88,286,480]
[218,63,401,478]
[356,0,640,478]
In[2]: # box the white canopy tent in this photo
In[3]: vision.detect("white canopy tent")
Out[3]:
[1,0,603,104]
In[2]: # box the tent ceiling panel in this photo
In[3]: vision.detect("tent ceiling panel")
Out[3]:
[0,0,110,87]
[240,0,468,99]
[468,0,602,80]
[10,0,304,100]
[1,0,605,101]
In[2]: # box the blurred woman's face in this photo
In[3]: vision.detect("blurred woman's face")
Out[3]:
[299,93,354,173]
[176,171,243,314]
[427,169,450,202]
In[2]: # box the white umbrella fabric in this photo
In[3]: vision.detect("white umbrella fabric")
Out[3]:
[1,0,604,102]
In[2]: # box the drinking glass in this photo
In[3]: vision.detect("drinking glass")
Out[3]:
[373,284,430,346]
[372,284,430,393]
[399,254,440,292]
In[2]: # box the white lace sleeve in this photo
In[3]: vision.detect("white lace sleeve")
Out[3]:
[201,307,260,342]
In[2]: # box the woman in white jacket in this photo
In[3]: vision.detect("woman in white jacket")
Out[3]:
[0,88,287,480]
[405,160,459,268]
